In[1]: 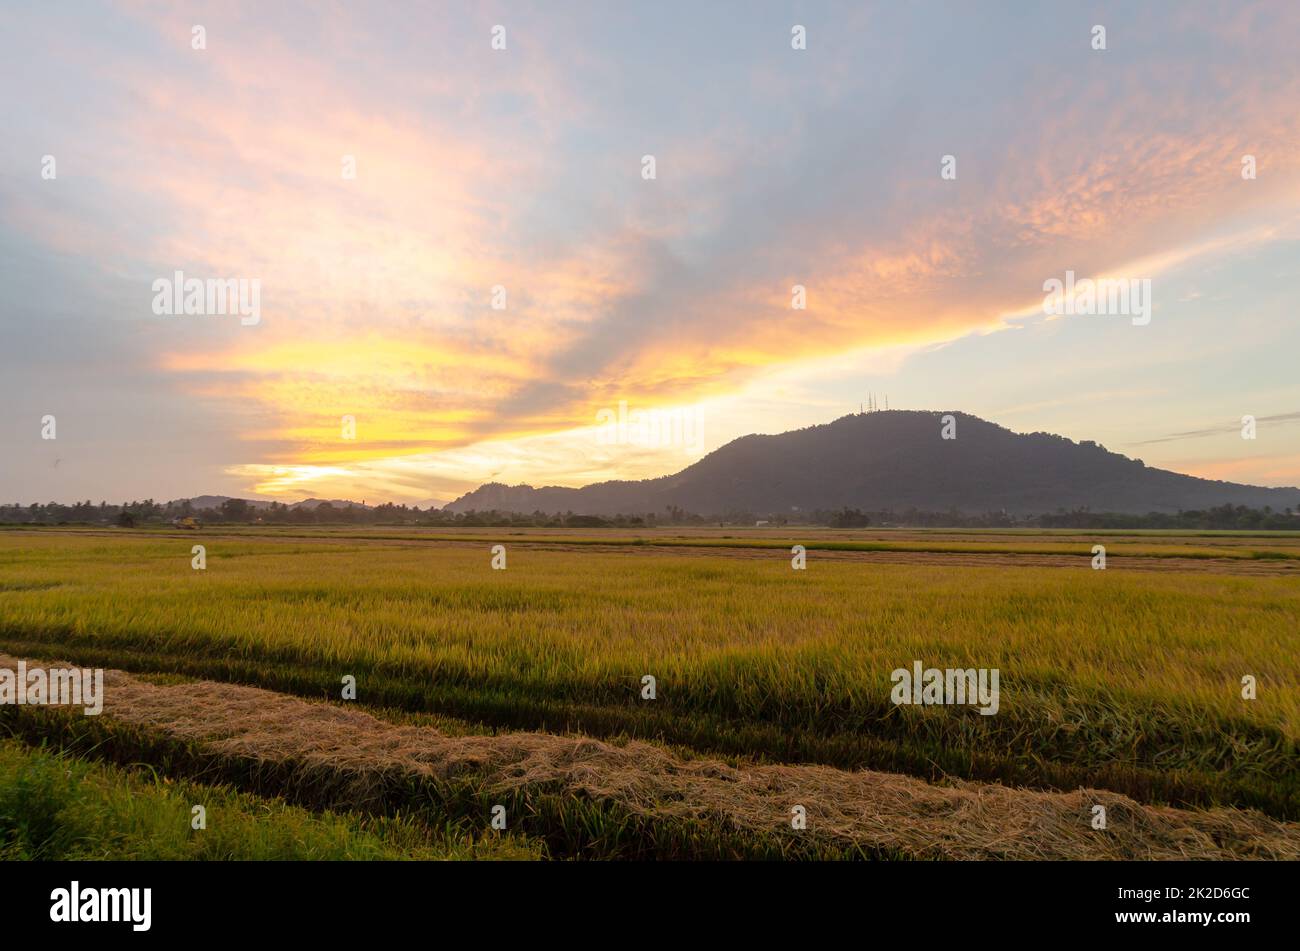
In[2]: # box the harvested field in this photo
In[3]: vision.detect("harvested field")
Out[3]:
[3,528,1299,821]
[3,525,1298,859]
[3,655,1297,861]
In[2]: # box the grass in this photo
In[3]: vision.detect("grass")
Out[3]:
[1,528,1297,821]
[1,709,880,861]
[8,682,1296,861]
[0,739,541,860]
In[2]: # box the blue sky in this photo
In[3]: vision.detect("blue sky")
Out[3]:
[2,1,1298,504]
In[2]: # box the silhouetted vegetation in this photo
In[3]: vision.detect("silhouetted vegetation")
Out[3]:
[2,498,1298,530]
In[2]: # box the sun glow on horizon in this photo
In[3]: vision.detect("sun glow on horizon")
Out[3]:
[3,3,1300,503]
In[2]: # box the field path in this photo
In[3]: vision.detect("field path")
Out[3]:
[4,653,1298,860]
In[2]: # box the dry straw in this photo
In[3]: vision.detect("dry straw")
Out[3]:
[3,654,1296,860]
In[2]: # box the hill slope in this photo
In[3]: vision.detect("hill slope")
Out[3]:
[445,411,1300,516]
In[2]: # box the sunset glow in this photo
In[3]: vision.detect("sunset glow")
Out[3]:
[4,2,1299,505]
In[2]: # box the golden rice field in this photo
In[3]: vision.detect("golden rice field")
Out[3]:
[2,525,1298,858]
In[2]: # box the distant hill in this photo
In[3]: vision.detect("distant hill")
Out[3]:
[178,495,273,511]
[172,496,372,511]
[444,411,1300,516]
[292,498,372,510]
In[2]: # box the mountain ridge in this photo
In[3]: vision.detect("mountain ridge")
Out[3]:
[173,496,375,511]
[444,411,1300,516]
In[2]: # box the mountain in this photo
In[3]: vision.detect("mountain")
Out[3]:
[171,496,372,510]
[178,496,274,511]
[291,498,372,510]
[444,411,1300,516]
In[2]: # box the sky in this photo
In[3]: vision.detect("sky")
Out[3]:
[2,0,1299,506]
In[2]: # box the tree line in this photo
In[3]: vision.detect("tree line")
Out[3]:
[2,499,1296,530]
